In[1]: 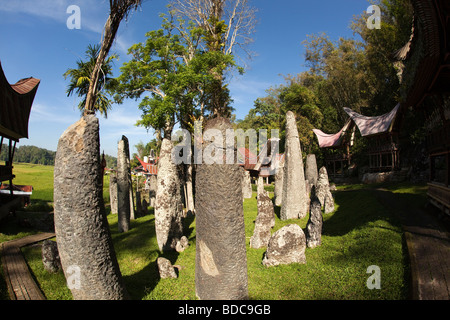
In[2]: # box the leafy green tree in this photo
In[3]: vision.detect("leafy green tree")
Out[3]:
[113,12,206,139]
[171,0,256,118]
[63,44,117,118]
[351,0,413,114]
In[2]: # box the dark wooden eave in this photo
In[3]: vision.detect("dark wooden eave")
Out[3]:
[0,61,40,142]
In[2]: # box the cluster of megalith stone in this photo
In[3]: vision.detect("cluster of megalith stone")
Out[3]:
[115,136,191,255]
[109,139,157,219]
[249,111,336,269]
[52,110,337,300]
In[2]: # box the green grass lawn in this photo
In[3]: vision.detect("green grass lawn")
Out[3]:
[8,163,55,212]
[1,163,425,300]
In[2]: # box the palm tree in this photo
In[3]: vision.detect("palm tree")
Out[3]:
[84,0,143,114]
[63,44,116,118]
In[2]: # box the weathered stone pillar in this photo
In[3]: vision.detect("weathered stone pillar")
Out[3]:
[117,136,131,233]
[257,175,264,198]
[274,161,284,207]
[195,117,248,300]
[129,184,135,221]
[155,138,184,252]
[280,111,308,220]
[250,190,275,249]
[317,166,335,214]
[109,174,118,214]
[135,190,142,217]
[305,154,319,187]
[185,164,195,213]
[241,168,253,199]
[306,186,323,248]
[148,174,157,207]
[54,115,128,300]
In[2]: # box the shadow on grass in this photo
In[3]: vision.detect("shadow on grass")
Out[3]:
[323,189,402,237]
[274,205,281,220]
[110,211,195,300]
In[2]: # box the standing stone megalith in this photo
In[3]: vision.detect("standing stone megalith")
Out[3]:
[305,154,319,187]
[241,168,253,199]
[274,160,284,207]
[257,175,264,198]
[316,166,335,214]
[109,174,118,214]
[148,174,157,207]
[306,186,323,248]
[54,115,128,300]
[195,117,248,300]
[117,136,131,233]
[135,191,143,217]
[155,138,184,252]
[250,190,275,249]
[280,111,308,220]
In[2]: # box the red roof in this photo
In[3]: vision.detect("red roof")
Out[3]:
[136,156,158,175]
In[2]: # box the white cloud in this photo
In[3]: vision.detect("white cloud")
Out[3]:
[0,0,68,21]
[30,102,79,125]
[0,0,107,34]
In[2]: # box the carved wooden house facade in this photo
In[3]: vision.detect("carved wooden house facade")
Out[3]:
[344,103,403,173]
[395,0,450,213]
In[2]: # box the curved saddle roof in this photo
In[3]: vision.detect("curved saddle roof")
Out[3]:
[344,103,400,137]
[313,119,354,148]
[0,61,40,141]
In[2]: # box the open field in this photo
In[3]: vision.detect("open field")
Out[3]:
[1,163,428,300]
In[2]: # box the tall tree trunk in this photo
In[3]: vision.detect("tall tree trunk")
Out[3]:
[84,15,119,113]
[54,115,129,300]
[84,0,142,113]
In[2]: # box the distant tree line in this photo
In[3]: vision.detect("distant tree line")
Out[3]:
[0,144,56,165]
[0,144,117,168]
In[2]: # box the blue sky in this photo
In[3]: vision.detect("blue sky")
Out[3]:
[0,0,370,157]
